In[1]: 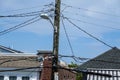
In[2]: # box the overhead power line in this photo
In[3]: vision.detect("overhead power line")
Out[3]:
[64,17,120,31]
[0,10,53,18]
[61,17,75,56]
[0,11,41,18]
[62,3,120,17]
[64,11,120,24]
[0,54,89,66]
[63,17,113,48]
[59,54,90,61]
[1,54,120,67]
[61,17,85,63]
[0,16,40,36]
[0,2,54,13]
[0,65,112,77]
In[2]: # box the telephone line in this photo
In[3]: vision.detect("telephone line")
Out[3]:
[64,17,113,48]
[1,54,120,65]
[64,17,120,31]
[62,3,120,17]
[64,11,120,24]
[0,3,54,13]
[0,16,40,36]
[61,17,75,56]
[0,66,112,77]
[0,10,52,18]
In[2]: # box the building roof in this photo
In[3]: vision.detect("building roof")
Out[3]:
[77,47,120,70]
[0,45,23,53]
[0,54,41,68]
[37,50,52,55]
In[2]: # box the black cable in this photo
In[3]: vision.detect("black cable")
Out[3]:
[1,54,120,67]
[0,16,40,36]
[61,17,74,56]
[62,3,120,17]
[59,54,90,63]
[0,3,54,13]
[64,17,113,48]
[64,17,120,31]
[64,11,120,24]
[0,66,112,77]
[0,11,39,17]
[0,10,51,18]
[1,54,120,65]
[61,15,88,63]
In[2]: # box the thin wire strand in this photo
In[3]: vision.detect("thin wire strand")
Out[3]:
[0,10,52,18]
[64,17,120,31]
[61,17,74,56]
[1,54,120,66]
[0,65,112,77]
[64,11,120,24]
[0,2,54,13]
[64,17,113,48]
[0,16,40,36]
[62,3,120,17]
[61,17,83,63]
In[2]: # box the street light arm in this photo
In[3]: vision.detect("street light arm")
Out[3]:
[48,18,57,32]
[40,13,57,32]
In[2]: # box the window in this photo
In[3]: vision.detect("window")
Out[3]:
[22,76,29,80]
[9,76,17,80]
[0,76,4,80]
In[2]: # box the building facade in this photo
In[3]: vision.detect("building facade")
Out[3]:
[0,45,76,80]
[78,47,120,80]
[0,53,41,80]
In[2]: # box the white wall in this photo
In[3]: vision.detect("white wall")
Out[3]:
[0,70,40,80]
[87,69,120,80]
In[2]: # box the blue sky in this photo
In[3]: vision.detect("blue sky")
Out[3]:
[0,0,120,63]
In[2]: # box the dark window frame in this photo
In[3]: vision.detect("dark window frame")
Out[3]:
[9,76,17,80]
[22,76,30,80]
[0,76,4,80]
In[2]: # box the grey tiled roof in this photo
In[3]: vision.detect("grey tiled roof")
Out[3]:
[0,55,40,68]
[78,47,120,70]
[0,45,23,53]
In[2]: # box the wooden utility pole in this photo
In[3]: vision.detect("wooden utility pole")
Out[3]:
[52,0,61,80]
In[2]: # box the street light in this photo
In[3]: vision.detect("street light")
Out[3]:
[40,13,57,32]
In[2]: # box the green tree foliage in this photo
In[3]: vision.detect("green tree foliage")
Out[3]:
[68,62,82,80]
